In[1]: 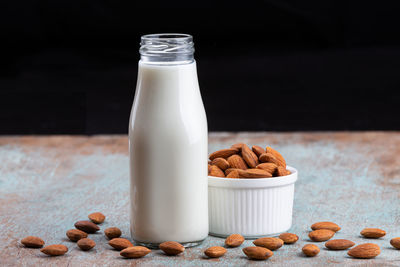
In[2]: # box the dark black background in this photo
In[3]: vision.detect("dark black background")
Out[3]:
[2,2,400,134]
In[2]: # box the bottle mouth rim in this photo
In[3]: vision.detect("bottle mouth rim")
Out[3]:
[141,33,192,42]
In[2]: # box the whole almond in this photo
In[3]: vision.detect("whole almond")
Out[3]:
[325,239,355,250]
[390,237,400,249]
[348,243,380,259]
[227,155,248,170]
[77,238,96,251]
[225,234,244,247]
[252,145,265,157]
[226,170,240,178]
[120,246,151,258]
[243,246,273,260]
[241,145,259,168]
[204,246,227,258]
[66,229,88,242]
[104,227,122,239]
[265,147,286,168]
[109,238,134,250]
[209,149,238,160]
[211,157,230,171]
[238,169,272,178]
[360,228,386,238]
[256,163,278,174]
[21,236,45,248]
[279,233,298,244]
[259,153,279,166]
[88,212,105,224]
[302,244,320,257]
[225,168,239,175]
[159,241,185,255]
[275,166,288,177]
[253,237,283,250]
[311,221,341,232]
[209,165,225,177]
[231,143,245,151]
[309,229,335,242]
[74,220,100,233]
[40,244,68,256]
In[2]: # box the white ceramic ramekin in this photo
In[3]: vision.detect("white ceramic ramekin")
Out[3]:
[208,166,297,238]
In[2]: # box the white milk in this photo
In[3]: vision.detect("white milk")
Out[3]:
[129,37,208,247]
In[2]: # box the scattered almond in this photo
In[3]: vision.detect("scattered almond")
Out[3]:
[243,246,273,260]
[256,163,278,174]
[238,169,272,178]
[241,144,259,168]
[360,228,386,238]
[88,212,105,224]
[265,147,286,168]
[66,229,88,242]
[227,155,248,170]
[390,237,400,249]
[211,158,230,171]
[302,244,319,257]
[209,149,238,160]
[120,246,151,258]
[279,233,298,244]
[109,238,134,251]
[311,221,341,232]
[74,220,100,233]
[252,145,265,157]
[209,165,225,177]
[253,237,283,250]
[225,234,244,247]
[226,170,240,178]
[21,236,45,248]
[159,241,185,255]
[325,239,355,250]
[309,229,335,242]
[104,227,122,240]
[40,244,68,256]
[348,243,380,259]
[77,238,96,251]
[204,246,227,258]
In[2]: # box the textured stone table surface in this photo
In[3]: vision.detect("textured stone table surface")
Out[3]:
[1,132,400,266]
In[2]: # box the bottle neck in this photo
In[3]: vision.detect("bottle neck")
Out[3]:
[139,33,194,65]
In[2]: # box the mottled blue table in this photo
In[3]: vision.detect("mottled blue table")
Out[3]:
[1,133,400,266]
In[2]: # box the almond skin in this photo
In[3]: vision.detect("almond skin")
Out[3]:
[120,246,151,258]
[252,145,265,157]
[209,149,238,160]
[109,238,134,251]
[259,153,280,166]
[227,155,248,170]
[348,243,380,259]
[390,237,400,249]
[209,165,225,177]
[311,221,341,232]
[88,212,105,224]
[226,170,240,178]
[77,238,96,251]
[241,144,259,168]
[243,246,273,260]
[238,169,272,178]
[360,228,386,238]
[309,229,335,242]
[279,233,298,244]
[302,244,319,257]
[74,220,100,233]
[253,237,283,250]
[325,239,355,250]
[211,158,230,171]
[104,227,122,240]
[265,147,286,168]
[21,236,45,248]
[275,166,288,177]
[66,229,88,242]
[159,241,185,255]
[40,244,68,256]
[256,163,278,174]
[204,246,227,258]
[225,234,245,247]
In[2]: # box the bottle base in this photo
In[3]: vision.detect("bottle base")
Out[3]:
[134,238,206,249]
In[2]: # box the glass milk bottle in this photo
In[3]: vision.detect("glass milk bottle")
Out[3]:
[129,34,208,247]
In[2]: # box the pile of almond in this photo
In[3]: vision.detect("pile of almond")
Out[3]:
[208,144,290,178]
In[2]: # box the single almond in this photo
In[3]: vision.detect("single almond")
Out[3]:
[21,236,45,248]
[325,239,355,250]
[209,149,238,160]
[225,234,244,247]
[311,221,341,232]
[225,168,239,175]
[238,169,272,178]
[120,246,151,258]
[253,237,283,250]
[265,147,286,168]
[211,158,230,171]
[159,241,185,255]
[40,244,68,256]
[227,155,248,170]
[275,166,288,177]
[241,144,259,168]
[104,227,122,240]
[109,238,134,251]
[279,233,298,244]
[209,165,225,177]
[242,246,273,260]
[390,237,400,249]
[348,243,380,259]
[252,145,265,157]
[77,238,96,251]
[309,229,335,242]
[231,143,245,151]
[226,170,240,178]
[256,163,278,174]
[302,244,320,257]
[360,228,386,238]
[88,212,105,224]
[259,153,280,166]
[74,220,100,233]
[66,229,88,242]
[204,246,227,258]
